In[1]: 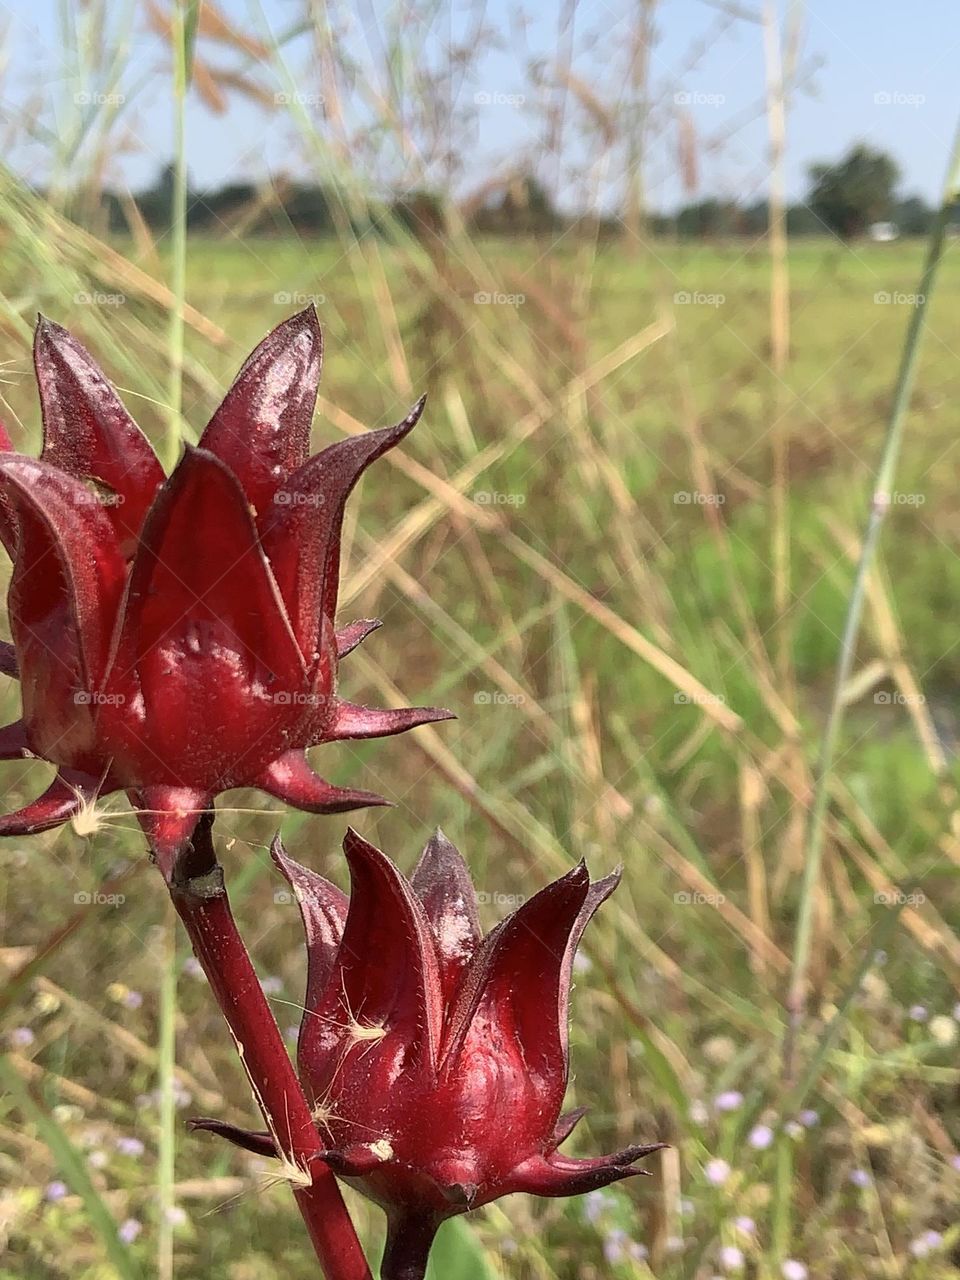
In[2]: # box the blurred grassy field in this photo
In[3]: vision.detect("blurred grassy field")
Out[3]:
[1,223,959,1279]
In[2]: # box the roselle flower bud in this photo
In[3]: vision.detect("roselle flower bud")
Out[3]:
[192,829,665,1278]
[0,311,451,875]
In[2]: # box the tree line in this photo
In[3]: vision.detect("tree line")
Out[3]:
[86,145,945,241]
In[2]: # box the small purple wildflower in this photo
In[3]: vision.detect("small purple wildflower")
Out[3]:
[603,1229,628,1264]
[603,1229,645,1265]
[584,1189,613,1224]
[116,1136,145,1158]
[714,1090,743,1113]
[705,1158,731,1186]
[909,1231,943,1258]
[733,1216,755,1235]
[908,1004,928,1022]
[781,1262,808,1280]
[719,1244,744,1271]
[748,1124,774,1149]
[44,1180,68,1202]
[849,1168,871,1188]
[119,1219,142,1244]
[8,1026,35,1049]
[797,1109,819,1127]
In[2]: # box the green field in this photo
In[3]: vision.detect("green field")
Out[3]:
[1,222,959,1278]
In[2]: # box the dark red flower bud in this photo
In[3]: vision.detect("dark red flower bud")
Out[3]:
[192,830,664,1278]
[0,312,452,876]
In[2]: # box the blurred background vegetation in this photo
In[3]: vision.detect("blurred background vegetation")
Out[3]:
[0,1,959,1278]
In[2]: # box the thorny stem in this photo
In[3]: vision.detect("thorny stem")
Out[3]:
[783,120,960,1081]
[168,814,372,1280]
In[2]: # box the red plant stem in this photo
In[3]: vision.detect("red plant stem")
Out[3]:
[380,1210,438,1280]
[168,815,371,1280]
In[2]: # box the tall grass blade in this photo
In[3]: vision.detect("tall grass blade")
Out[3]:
[157,909,178,1279]
[784,119,960,1075]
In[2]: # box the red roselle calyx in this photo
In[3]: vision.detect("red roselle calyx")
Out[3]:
[0,310,451,876]
[191,829,666,1278]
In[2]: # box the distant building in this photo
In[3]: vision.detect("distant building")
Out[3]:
[868,221,899,241]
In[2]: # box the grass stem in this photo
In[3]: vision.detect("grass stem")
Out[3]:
[164,0,189,470]
[156,904,178,1280]
[784,121,960,1076]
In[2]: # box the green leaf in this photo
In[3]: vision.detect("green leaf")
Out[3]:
[425,1218,497,1280]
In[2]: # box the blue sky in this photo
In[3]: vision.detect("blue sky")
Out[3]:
[3,0,958,209]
